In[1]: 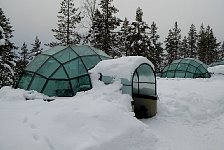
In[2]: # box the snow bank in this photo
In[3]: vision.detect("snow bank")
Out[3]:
[90,56,154,81]
[0,77,159,150]
[208,65,224,75]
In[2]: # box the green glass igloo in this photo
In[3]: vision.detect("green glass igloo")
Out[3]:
[161,58,210,78]
[16,45,111,96]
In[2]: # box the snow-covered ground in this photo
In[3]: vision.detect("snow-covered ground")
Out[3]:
[1,74,224,150]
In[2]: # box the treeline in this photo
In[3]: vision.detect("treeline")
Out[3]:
[0,0,224,88]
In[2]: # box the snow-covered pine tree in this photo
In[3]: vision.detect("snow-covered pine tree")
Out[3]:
[187,24,197,58]
[49,0,83,46]
[149,21,164,73]
[0,8,17,88]
[93,0,121,57]
[15,42,30,82]
[118,17,132,56]
[219,41,224,60]
[30,36,43,60]
[129,7,151,57]
[164,21,182,64]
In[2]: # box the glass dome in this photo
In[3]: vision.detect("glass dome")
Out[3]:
[161,58,210,78]
[16,45,111,96]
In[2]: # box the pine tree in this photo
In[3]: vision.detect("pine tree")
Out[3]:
[197,24,206,62]
[50,0,83,46]
[118,17,132,56]
[164,21,182,64]
[187,24,197,58]
[179,36,189,58]
[30,36,43,60]
[90,0,121,57]
[198,24,220,64]
[129,7,151,57]
[15,42,30,82]
[149,21,164,73]
[0,8,17,88]
[219,41,224,60]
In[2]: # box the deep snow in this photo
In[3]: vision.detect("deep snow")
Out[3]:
[0,74,224,150]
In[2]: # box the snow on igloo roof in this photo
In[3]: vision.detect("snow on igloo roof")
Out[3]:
[90,56,154,81]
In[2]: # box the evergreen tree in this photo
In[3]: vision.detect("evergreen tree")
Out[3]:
[197,24,206,62]
[198,24,220,64]
[219,41,224,60]
[0,8,17,88]
[15,43,30,81]
[187,24,197,58]
[30,36,43,60]
[149,21,164,73]
[129,7,151,57]
[90,0,121,57]
[50,0,83,46]
[118,17,132,56]
[179,36,189,58]
[164,21,182,64]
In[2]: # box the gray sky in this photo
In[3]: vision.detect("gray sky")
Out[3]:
[1,0,224,49]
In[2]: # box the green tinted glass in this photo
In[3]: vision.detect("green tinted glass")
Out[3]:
[26,55,49,72]
[137,64,155,83]
[185,72,194,78]
[166,71,175,78]
[37,57,60,78]
[18,72,33,90]
[28,75,46,92]
[197,65,207,73]
[54,47,78,63]
[71,45,95,56]
[42,80,72,96]
[168,64,178,70]
[81,56,101,69]
[187,65,197,73]
[177,63,188,71]
[76,75,91,92]
[139,83,155,96]
[174,71,186,78]
[64,58,87,78]
[51,67,68,79]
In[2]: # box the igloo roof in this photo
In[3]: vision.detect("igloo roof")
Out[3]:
[161,58,210,78]
[16,45,111,96]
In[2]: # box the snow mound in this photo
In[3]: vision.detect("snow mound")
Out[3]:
[208,65,224,75]
[0,76,159,150]
[90,56,154,81]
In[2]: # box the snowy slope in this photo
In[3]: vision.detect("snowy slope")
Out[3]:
[0,75,224,150]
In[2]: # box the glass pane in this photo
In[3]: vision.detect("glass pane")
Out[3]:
[166,71,175,78]
[174,71,186,78]
[53,47,78,63]
[133,72,138,82]
[180,59,192,64]
[190,60,200,67]
[176,63,188,71]
[100,56,110,60]
[51,67,68,79]
[76,75,91,92]
[197,65,207,73]
[187,65,196,73]
[168,64,178,70]
[137,64,155,83]
[28,75,46,92]
[91,47,111,58]
[42,46,66,55]
[185,72,194,78]
[81,56,101,69]
[64,58,87,78]
[26,55,49,72]
[17,72,33,90]
[133,82,138,94]
[139,83,156,96]
[71,45,95,56]
[42,80,73,97]
[37,57,60,78]
[101,76,113,84]
[163,66,169,72]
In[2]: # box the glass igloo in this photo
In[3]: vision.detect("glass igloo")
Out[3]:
[16,45,111,96]
[161,58,210,78]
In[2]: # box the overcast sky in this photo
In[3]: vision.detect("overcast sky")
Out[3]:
[1,0,223,49]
